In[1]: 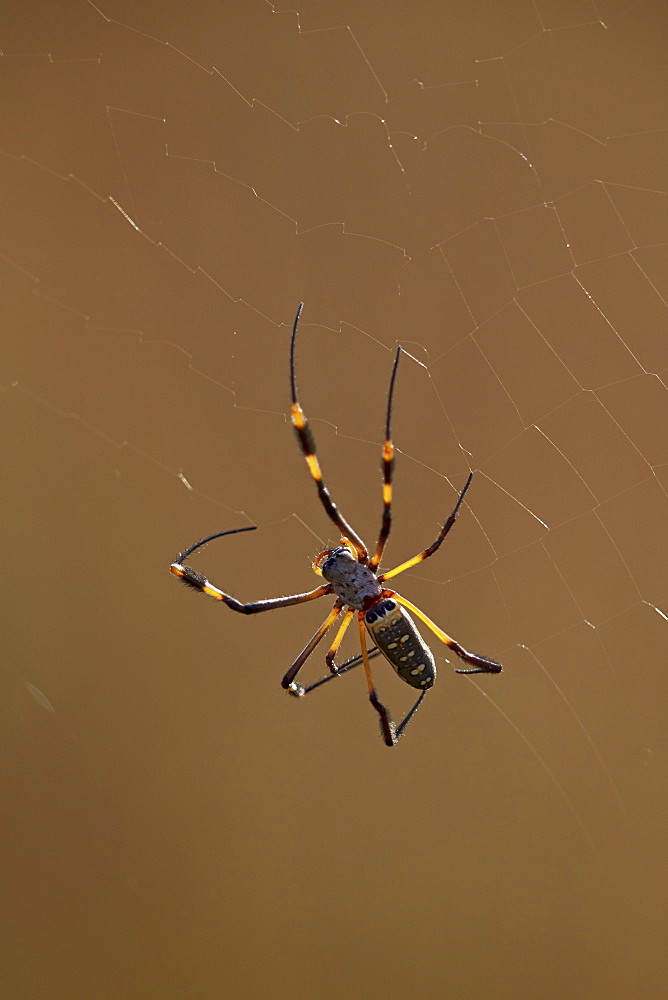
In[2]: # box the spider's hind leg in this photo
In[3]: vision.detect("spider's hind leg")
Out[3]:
[357,617,428,747]
[285,619,428,748]
[395,689,428,740]
[287,645,380,697]
[368,686,428,746]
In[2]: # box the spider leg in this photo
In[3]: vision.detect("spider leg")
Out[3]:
[325,607,355,673]
[357,616,429,747]
[357,617,396,745]
[369,346,401,572]
[378,471,474,583]
[393,593,502,674]
[394,689,428,740]
[170,528,332,612]
[291,630,426,745]
[287,646,382,696]
[290,303,368,562]
[282,602,345,689]
[174,526,257,564]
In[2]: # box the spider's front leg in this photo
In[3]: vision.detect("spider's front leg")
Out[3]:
[170,527,333,613]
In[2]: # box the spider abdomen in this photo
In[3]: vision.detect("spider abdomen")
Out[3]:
[365,598,436,690]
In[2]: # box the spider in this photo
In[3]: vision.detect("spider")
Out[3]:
[171,303,502,746]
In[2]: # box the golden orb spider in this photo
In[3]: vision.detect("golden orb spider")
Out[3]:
[171,303,502,746]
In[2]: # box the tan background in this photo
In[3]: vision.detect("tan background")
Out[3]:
[1,2,666,998]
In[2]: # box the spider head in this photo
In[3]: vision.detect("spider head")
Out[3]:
[312,539,358,577]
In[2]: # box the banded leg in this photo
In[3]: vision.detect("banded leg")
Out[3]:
[378,472,474,583]
[282,602,344,689]
[290,303,368,562]
[325,607,355,672]
[369,346,402,572]
[358,616,428,747]
[394,593,502,674]
[171,526,332,613]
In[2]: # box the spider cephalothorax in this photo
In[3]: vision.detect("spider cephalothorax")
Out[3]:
[317,546,382,610]
[171,303,502,746]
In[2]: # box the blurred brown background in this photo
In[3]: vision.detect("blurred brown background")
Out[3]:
[1,2,666,998]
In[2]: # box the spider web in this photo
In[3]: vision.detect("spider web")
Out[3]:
[1,2,666,998]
